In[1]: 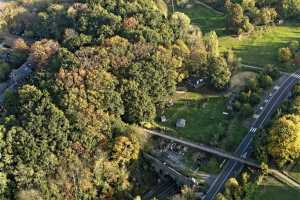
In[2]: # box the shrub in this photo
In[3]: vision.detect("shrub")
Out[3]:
[258,74,273,89]
[240,103,253,117]
[0,61,11,81]
[278,47,293,62]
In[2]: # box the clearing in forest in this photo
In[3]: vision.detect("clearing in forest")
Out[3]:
[220,23,300,71]
[176,3,225,34]
[157,91,247,152]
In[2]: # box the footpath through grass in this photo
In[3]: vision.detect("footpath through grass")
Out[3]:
[255,176,300,200]
[158,91,247,151]
[176,3,225,34]
[220,23,300,71]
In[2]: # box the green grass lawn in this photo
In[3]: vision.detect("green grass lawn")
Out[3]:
[176,4,225,34]
[255,177,300,200]
[220,23,300,71]
[288,161,300,183]
[158,92,247,151]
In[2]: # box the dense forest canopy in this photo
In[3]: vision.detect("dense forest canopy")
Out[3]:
[0,0,240,199]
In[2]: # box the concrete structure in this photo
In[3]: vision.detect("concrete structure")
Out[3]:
[143,153,197,187]
[176,118,186,128]
[161,115,167,123]
[144,129,261,168]
[9,63,32,83]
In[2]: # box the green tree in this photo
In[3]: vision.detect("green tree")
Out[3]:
[122,81,156,123]
[112,134,140,166]
[206,31,219,57]
[249,92,261,105]
[0,61,12,81]
[170,12,191,39]
[241,103,253,118]
[291,97,300,114]
[263,64,280,79]
[180,185,196,200]
[209,57,231,90]
[292,83,300,97]
[216,193,229,200]
[278,47,293,63]
[257,7,277,25]
[0,172,8,199]
[267,114,300,167]
[224,177,242,200]
[226,2,253,34]
[258,74,273,89]
[281,0,300,18]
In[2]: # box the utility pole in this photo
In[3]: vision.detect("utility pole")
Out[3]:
[171,0,175,13]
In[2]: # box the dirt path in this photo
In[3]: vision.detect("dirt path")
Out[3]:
[193,0,224,15]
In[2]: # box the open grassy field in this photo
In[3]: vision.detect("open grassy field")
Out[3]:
[178,3,300,71]
[220,23,300,71]
[176,3,225,34]
[255,176,300,200]
[158,91,247,151]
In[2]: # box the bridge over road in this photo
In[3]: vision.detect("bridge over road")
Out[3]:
[144,129,261,169]
[143,129,300,191]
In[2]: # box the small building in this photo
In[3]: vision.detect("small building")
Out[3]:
[176,118,186,128]
[278,19,284,25]
[161,115,167,123]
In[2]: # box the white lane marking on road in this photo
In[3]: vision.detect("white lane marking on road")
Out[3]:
[259,79,296,128]
[242,152,247,158]
[291,74,300,80]
[206,73,298,200]
[252,73,296,127]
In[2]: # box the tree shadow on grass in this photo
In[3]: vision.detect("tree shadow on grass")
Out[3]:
[256,185,300,200]
[223,24,300,67]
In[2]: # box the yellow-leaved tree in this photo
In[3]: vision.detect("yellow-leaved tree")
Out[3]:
[267,114,300,167]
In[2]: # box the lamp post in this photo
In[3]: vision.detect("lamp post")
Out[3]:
[171,0,175,13]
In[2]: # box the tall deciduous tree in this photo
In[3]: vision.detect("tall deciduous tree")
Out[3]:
[206,31,219,58]
[267,114,300,167]
[209,57,231,90]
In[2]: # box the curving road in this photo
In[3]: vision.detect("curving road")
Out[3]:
[204,71,300,200]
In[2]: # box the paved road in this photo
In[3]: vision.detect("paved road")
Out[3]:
[204,71,300,200]
[144,129,260,168]
[0,61,33,103]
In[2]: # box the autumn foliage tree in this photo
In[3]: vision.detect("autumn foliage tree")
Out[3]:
[0,0,192,199]
[267,114,300,167]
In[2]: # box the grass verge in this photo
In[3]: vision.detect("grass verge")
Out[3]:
[255,176,300,200]
[287,161,300,183]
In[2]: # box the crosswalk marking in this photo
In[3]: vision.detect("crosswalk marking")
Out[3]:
[292,74,300,80]
[249,127,257,133]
